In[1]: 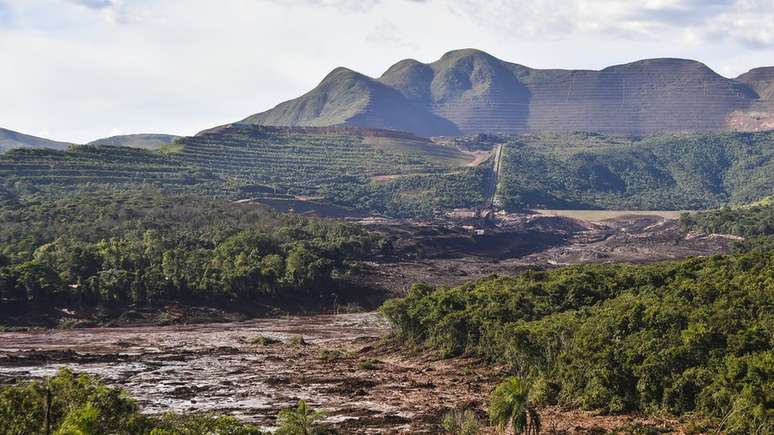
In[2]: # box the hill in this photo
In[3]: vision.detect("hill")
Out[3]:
[2,127,773,216]
[0,128,72,153]
[0,145,216,194]
[0,125,484,216]
[87,133,180,149]
[245,49,773,136]
[495,131,774,210]
[241,68,458,137]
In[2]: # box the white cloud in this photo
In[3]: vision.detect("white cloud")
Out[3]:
[0,0,772,143]
[67,0,114,9]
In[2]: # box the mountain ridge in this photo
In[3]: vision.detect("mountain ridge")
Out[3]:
[243,49,774,136]
[0,128,72,153]
[87,133,181,149]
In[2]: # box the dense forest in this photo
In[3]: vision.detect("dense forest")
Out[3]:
[681,201,774,236]
[380,242,774,434]
[496,131,774,211]
[321,167,490,218]
[0,189,386,309]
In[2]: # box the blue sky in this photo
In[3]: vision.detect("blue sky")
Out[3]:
[2,0,773,143]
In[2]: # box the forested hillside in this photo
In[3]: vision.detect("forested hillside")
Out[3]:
[0,189,385,310]
[381,242,774,434]
[497,131,774,210]
[681,201,774,236]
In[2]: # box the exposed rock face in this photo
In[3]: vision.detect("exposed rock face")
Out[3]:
[243,49,773,136]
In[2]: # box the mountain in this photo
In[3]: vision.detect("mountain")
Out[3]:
[87,134,180,150]
[242,68,459,137]
[244,49,774,136]
[0,128,72,153]
[737,67,774,100]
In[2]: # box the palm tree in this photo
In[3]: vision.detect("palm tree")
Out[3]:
[275,400,326,435]
[488,377,541,435]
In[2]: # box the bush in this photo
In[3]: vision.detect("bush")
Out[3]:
[0,369,265,435]
[488,377,541,435]
[275,400,331,435]
[441,408,480,435]
[357,358,382,370]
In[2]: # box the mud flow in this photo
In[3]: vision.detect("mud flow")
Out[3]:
[0,313,444,432]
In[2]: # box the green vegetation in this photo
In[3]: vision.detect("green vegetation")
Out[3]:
[250,335,280,346]
[0,369,264,434]
[441,408,480,435]
[0,145,217,197]
[288,336,308,347]
[174,126,468,200]
[0,189,385,310]
[87,134,180,150]
[488,377,541,435]
[381,245,774,434]
[3,127,774,217]
[357,358,383,370]
[681,203,774,236]
[497,131,774,210]
[0,125,481,217]
[322,167,489,218]
[275,400,329,435]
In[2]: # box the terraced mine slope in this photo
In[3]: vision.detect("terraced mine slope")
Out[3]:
[175,124,473,200]
[0,127,72,153]
[245,49,774,136]
[0,145,214,192]
[3,128,773,216]
[0,125,484,215]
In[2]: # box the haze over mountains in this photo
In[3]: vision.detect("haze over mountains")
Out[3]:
[0,130,180,153]
[244,49,774,137]
[0,128,71,153]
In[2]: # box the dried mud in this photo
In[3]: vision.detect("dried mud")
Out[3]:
[0,313,689,433]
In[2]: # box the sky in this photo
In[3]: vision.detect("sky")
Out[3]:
[1,0,773,143]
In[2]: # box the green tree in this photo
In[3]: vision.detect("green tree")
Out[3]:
[54,402,100,435]
[275,400,328,435]
[488,377,541,435]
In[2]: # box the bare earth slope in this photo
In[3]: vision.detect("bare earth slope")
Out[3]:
[244,49,774,136]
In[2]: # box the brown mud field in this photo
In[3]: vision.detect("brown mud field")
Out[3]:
[0,213,734,433]
[0,312,687,434]
[352,213,741,295]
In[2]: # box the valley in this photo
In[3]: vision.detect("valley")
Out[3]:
[1,36,773,435]
[1,124,772,433]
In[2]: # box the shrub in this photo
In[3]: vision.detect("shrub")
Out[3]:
[488,377,541,435]
[357,358,382,370]
[441,408,480,435]
[275,400,331,435]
